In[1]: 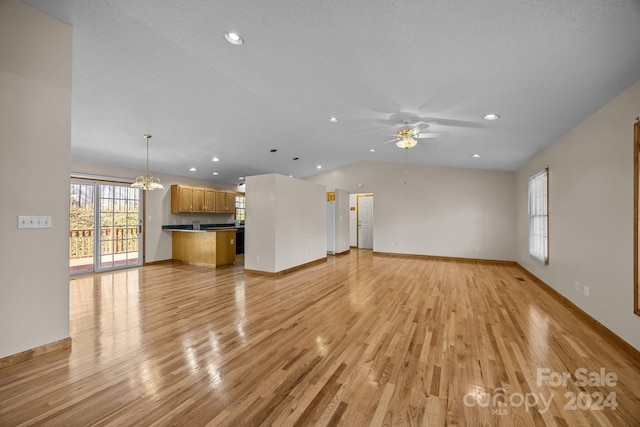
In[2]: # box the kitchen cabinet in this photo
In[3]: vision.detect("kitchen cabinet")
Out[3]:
[191,187,205,213]
[171,185,193,213]
[171,184,236,215]
[171,229,236,267]
[204,188,216,213]
[215,191,236,214]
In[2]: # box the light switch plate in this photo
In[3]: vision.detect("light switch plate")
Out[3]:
[17,215,52,229]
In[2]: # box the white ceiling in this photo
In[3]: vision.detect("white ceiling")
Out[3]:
[23,0,640,184]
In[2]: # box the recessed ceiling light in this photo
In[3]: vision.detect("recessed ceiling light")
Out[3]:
[288,175,293,178]
[212,172,219,175]
[190,167,197,172]
[328,117,338,122]
[472,154,481,158]
[223,32,243,45]
[212,157,220,162]
[369,148,376,152]
[239,177,244,180]
[317,165,322,169]
[483,113,500,121]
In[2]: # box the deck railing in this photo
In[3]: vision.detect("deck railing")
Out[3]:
[69,227,139,258]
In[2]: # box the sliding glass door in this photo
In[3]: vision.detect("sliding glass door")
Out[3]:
[70,179,142,274]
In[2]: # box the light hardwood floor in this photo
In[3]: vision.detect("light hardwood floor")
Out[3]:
[1,250,639,426]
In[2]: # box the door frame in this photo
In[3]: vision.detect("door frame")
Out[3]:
[356,193,374,249]
[70,175,144,274]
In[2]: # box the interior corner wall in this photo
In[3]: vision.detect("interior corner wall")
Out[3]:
[0,0,72,358]
[307,161,516,261]
[516,79,640,351]
[245,174,326,273]
[334,189,350,253]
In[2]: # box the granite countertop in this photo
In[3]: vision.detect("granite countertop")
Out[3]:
[162,224,244,231]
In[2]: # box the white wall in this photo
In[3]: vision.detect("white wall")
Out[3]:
[71,161,240,263]
[334,189,350,253]
[308,161,516,261]
[0,0,72,358]
[516,79,640,351]
[349,194,357,246]
[246,174,326,273]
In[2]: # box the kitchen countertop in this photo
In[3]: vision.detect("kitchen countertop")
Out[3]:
[165,228,237,232]
[162,224,244,231]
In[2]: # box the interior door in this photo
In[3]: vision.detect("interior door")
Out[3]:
[358,195,374,249]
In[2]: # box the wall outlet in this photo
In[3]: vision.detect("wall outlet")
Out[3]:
[583,285,589,297]
[574,281,579,291]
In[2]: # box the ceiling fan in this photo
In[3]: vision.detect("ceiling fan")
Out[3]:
[379,118,447,150]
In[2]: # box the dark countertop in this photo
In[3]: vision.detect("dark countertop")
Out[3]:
[162,223,244,231]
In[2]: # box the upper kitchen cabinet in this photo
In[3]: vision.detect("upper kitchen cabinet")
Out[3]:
[191,187,205,213]
[171,185,206,213]
[204,188,216,213]
[215,191,236,214]
[171,184,193,213]
[171,184,236,215]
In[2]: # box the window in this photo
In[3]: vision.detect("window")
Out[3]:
[529,167,549,264]
[235,195,245,221]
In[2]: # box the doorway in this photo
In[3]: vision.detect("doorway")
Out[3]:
[357,194,374,249]
[70,179,142,274]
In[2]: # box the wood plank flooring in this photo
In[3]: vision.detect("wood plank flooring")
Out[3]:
[1,250,639,426]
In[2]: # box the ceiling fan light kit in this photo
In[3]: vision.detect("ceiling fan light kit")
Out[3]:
[131,134,164,191]
[395,127,418,149]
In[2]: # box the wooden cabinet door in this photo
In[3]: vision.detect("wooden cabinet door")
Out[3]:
[191,187,205,213]
[171,185,193,213]
[226,192,237,215]
[204,188,216,212]
[214,190,227,213]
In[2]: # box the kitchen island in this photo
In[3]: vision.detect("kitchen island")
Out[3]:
[164,227,236,268]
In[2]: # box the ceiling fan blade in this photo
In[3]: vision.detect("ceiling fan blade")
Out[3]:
[417,132,448,139]
[419,117,484,128]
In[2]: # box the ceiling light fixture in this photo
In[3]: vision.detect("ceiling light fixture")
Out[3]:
[189,167,197,172]
[212,157,220,162]
[239,177,245,180]
[317,165,322,169]
[472,154,481,158]
[328,117,338,122]
[132,134,164,191]
[212,172,219,175]
[369,148,376,152]
[223,32,244,45]
[483,113,500,121]
[395,128,418,149]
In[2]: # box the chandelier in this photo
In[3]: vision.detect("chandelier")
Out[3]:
[395,127,417,149]
[132,134,164,191]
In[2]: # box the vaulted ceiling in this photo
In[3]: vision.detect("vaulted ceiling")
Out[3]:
[24,0,640,184]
